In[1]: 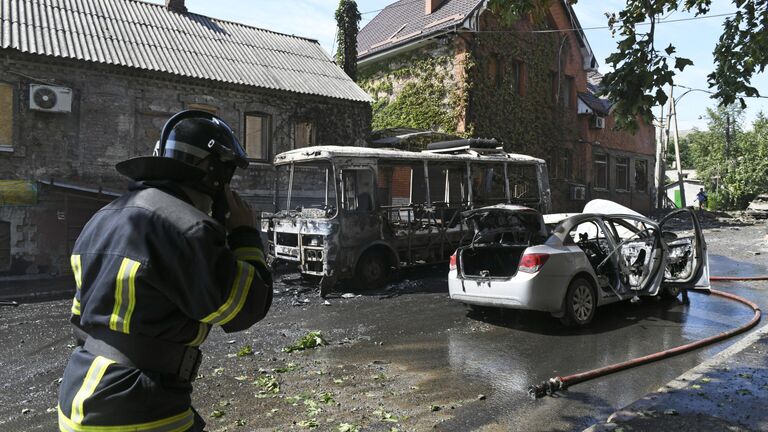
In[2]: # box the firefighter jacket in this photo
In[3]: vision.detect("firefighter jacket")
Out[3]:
[58,181,272,432]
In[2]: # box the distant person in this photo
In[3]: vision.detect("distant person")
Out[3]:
[695,188,708,210]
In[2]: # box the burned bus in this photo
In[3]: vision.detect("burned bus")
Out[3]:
[263,140,551,295]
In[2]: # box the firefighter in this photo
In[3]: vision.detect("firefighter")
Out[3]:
[57,110,272,432]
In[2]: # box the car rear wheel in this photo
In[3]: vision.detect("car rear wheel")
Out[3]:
[561,277,596,327]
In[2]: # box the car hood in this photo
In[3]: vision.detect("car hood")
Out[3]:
[461,205,548,243]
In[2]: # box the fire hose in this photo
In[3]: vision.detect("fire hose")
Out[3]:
[528,275,767,399]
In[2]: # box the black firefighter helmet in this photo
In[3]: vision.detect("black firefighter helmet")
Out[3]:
[116,110,249,195]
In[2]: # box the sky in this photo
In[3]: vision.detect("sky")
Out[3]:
[145,0,768,132]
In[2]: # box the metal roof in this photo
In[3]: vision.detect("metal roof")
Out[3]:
[0,0,372,102]
[357,0,483,60]
[273,145,545,165]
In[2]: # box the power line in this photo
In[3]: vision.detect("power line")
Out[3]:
[464,11,738,34]
[360,0,421,16]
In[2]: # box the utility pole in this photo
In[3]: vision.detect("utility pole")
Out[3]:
[671,90,686,207]
[655,101,666,209]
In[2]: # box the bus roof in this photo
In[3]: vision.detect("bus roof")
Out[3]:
[273,145,546,165]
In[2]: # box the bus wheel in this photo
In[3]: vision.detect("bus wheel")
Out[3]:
[355,251,389,291]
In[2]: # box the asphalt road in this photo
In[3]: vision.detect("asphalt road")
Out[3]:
[1,220,766,431]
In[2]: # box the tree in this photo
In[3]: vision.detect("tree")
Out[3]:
[488,1,768,131]
[335,0,361,81]
[602,1,767,131]
[687,106,768,209]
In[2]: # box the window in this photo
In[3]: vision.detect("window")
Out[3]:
[0,220,9,271]
[562,76,574,108]
[341,169,375,212]
[593,154,608,189]
[0,83,13,148]
[550,72,558,103]
[487,55,498,87]
[557,151,570,180]
[508,164,540,202]
[635,159,648,192]
[295,121,315,149]
[615,157,629,191]
[471,163,506,206]
[510,61,522,95]
[245,113,271,161]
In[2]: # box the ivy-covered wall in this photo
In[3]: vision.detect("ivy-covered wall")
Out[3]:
[358,41,464,134]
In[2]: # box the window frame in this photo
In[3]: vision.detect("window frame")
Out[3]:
[615,156,630,192]
[634,159,648,192]
[0,82,15,151]
[294,119,316,149]
[593,153,608,190]
[244,112,272,162]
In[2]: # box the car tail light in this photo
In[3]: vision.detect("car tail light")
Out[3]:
[449,252,457,271]
[518,253,550,273]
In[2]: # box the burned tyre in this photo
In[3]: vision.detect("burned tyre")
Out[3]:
[560,277,596,327]
[354,251,389,291]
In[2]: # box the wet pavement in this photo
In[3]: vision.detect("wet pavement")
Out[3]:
[1,220,767,431]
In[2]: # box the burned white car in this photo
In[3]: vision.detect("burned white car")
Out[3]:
[448,201,710,326]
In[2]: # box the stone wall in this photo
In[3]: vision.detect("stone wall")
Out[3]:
[0,52,372,276]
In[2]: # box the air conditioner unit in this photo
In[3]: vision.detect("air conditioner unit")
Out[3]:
[591,115,605,129]
[570,185,586,201]
[29,84,73,113]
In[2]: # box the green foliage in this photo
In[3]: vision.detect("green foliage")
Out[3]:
[236,344,254,357]
[487,0,568,25]
[594,0,768,130]
[359,54,460,133]
[253,374,280,397]
[687,106,768,209]
[282,331,327,353]
[335,0,361,80]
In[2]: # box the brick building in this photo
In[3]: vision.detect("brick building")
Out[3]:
[0,0,371,278]
[357,0,656,214]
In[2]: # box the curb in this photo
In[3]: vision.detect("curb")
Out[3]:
[583,321,768,431]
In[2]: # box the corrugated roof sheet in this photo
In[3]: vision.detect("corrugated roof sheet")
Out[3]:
[358,0,482,59]
[0,0,371,102]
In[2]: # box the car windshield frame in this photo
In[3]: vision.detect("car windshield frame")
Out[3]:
[275,161,338,219]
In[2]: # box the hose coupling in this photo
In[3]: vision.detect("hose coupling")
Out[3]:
[528,376,564,399]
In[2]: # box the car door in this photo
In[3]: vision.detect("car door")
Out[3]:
[659,208,710,291]
[604,216,666,296]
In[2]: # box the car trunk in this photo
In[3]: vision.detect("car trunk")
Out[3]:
[457,205,547,279]
[459,245,528,278]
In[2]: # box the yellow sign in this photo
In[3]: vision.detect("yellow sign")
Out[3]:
[0,180,37,206]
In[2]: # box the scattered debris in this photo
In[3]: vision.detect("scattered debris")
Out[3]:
[477,394,486,400]
[253,374,280,397]
[210,410,225,418]
[338,423,360,432]
[341,293,356,299]
[323,300,331,306]
[273,363,299,373]
[236,344,254,357]
[663,409,678,416]
[283,331,328,353]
